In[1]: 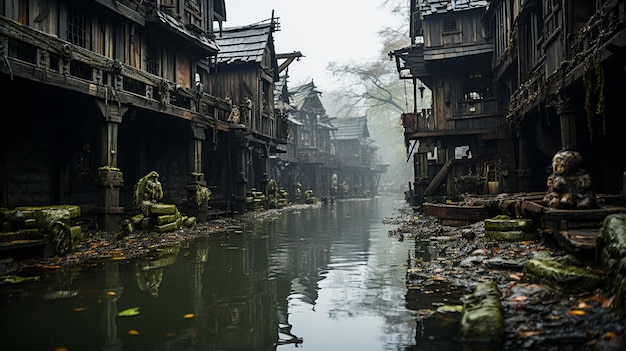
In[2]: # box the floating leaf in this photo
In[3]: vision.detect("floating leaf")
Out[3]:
[509,273,521,281]
[183,313,195,319]
[73,307,88,312]
[569,309,586,316]
[603,331,617,339]
[577,301,589,309]
[1,275,40,284]
[118,307,140,317]
[128,329,140,335]
[518,330,543,338]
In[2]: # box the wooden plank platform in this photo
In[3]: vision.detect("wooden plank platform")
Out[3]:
[515,196,626,255]
[422,202,493,226]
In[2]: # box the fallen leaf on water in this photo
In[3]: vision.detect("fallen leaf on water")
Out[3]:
[1,275,40,284]
[509,273,521,281]
[128,329,140,335]
[73,307,88,312]
[603,331,617,340]
[118,307,141,317]
[577,301,589,309]
[586,294,614,308]
[183,313,195,319]
[568,309,586,316]
[518,330,543,338]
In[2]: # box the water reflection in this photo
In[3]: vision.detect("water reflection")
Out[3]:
[0,196,425,350]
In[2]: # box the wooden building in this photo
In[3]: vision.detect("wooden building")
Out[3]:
[390,0,511,205]
[0,0,294,234]
[488,0,626,196]
[282,80,337,201]
[202,18,286,213]
[331,116,388,198]
[390,0,626,205]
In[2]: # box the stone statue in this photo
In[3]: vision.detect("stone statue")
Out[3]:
[133,171,164,214]
[543,150,597,209]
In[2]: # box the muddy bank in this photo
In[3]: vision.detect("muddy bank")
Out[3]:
[387,205,626,351]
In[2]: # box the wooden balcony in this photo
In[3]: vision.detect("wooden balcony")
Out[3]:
[0,16,230,124]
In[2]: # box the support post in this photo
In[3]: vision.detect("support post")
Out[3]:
[94,101,127,232]
[186,124,208,223]
[557,94,577,150]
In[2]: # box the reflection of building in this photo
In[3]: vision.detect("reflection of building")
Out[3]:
[390,0,626,205]
[103,261,124,351]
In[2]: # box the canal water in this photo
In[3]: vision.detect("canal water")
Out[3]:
[0,195,460,351]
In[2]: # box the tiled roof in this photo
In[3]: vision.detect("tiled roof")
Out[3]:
[418,0,489,16]
[332,116,369,140]
[289,80,325,113]
[215,22,273,64]
[155,11,219,53]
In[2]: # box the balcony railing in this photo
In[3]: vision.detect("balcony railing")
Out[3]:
[0,16,230,122]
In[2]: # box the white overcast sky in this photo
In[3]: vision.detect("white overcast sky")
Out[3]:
[223,0,397,92]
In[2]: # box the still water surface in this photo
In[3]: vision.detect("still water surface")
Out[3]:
[0,195,425,350]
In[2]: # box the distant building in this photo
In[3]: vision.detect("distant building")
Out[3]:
[331,117,388,198]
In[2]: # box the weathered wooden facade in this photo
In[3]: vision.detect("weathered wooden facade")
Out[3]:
[276,80,337,201]
[0,0,287,235]
[489,0,626,196]
[391,0,626,205]
[331,116,387,198]
[201,19,287,213]
[1,0,390,252]
[390,0,512,206]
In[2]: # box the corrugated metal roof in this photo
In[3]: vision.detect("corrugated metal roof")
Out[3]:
[418,0,489,16]
[215,23,273,64]
[332,116,369,140]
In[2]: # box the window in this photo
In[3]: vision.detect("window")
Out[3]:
[462,72,490,100]
[146,41,160,75]
[442,15,458,33]
[67,7,90,48]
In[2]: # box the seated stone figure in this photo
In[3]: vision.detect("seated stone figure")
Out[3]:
[543,150,597,209]
[133,171,164,214]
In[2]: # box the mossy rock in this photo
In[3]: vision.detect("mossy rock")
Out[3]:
[521,255,603,295]
[484,216,534,231]
[155,212,181,225]
[148,204,178,216]
[485,230,538,241]
[15,205,81,219]
[460,280,504,346]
